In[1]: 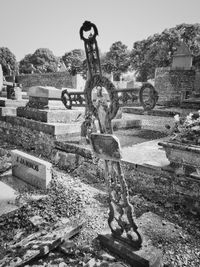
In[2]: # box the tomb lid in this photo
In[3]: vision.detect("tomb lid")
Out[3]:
[28,86,61,99]
[173,42,192,57]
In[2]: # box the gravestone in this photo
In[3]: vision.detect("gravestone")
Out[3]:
[27,86,65,109]
[11,149,52,189]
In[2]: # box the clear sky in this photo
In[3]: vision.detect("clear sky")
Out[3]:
[0,0,200,61]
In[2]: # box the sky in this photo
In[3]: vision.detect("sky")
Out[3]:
[0,0,200,61]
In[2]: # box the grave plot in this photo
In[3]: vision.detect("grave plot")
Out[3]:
[0,21,200,267]
[0,149,200,266]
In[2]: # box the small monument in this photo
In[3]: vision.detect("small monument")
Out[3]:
[16,86,84,139]
[11,149,52,189]
[172,42,193,70]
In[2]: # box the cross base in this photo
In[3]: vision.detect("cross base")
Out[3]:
[98,232,163,267]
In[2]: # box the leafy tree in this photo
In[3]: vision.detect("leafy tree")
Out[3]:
[62,49,85,75]
[19,48,59,74]
[0,47,17,75]
[130,23,200,81]
[102,41,130,81]
[19,54,34,74]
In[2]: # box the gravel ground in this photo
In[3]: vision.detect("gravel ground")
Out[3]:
[0,152,200,266]
[0,112,199,266]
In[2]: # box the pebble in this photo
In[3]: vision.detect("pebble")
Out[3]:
[100,252,115,262]
[59,262,68,267]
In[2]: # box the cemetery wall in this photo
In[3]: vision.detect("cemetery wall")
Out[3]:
[5,71,75,91]
[155,67,195,106]
[194,69,200,93]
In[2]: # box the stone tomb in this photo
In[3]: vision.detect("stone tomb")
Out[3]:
[11,149,52,189]
[13,86,85,140]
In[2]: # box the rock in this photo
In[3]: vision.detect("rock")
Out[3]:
[109,263,124,267]
[59,262,68,267]
[100,253,115,262]
[84,258,101,267]
[59,240,76,255]
[13,230,24,241]
[29,215,45,226]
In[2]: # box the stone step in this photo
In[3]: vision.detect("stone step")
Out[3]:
[0,107,16,117]
[5,116,82,136]
[17,107,84,123]
[0,98,28,107]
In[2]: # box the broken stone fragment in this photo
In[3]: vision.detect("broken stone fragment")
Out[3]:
[100,252,115,262]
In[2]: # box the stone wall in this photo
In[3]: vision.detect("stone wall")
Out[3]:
[194,69,200,93]
[6,71,75,91]
[124,163,200,216]
[0,117,83,171]
[155,67,195,106]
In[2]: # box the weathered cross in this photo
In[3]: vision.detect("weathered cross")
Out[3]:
[80,20,142,248]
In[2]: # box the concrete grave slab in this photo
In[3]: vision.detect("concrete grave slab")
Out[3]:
[6,116,82,136]
[122,138,169,168]
[28,86,61,99]
[11,150,52,189]
[0,171,36,216]
[0,180,18,216]
[17,107,84,123]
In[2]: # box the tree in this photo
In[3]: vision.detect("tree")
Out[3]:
[19,54,33,74]
[19,48,59,74]
[62,49,85,75]
[130,23,200,81]
[102,41,130,81]
[0,47,17,75]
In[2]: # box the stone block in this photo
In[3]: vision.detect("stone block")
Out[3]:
[98,233,162,267]
[5,116,81,136]
[27,96,66,109]
[17,107,84,123]
[0,97,28,107]
[28,86,61,99]
[0,107,16,116]
[11,149,52,189]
